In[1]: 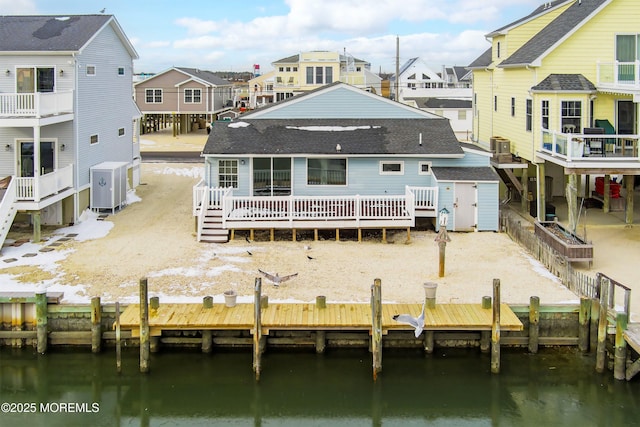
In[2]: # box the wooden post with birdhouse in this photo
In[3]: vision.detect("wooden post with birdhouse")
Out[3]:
[434,207,451,277]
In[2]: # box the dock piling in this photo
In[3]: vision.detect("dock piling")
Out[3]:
[614,312,628,381]
[491,278,501,374]
[35,291,47,354]
[202,296,213,353]
[91,296,102,353]
[139,278,150,373]
[253,277,263,381]
[371,278,382,381]
[596,277,610,373]
[115,301,121,373]
[578,297,591,353]
[528,296,539,354]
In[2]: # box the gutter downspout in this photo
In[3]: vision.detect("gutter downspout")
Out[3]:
[73,52,80,223]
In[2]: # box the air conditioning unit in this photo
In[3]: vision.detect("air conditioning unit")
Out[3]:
[497,139,511,154]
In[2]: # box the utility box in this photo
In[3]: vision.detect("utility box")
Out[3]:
[90,161,129,213]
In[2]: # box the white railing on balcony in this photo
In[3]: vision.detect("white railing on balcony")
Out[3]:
[597,61,640,89]
[14,164,74,202]
[540,129,639,162]
[406,186,438,211]
[0,91,73,117]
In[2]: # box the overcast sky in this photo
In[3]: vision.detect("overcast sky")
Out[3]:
[1,0,543,74]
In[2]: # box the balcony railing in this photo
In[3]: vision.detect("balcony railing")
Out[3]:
[597,61,640,90]
[540,129,639,162]
[14,164,74,202]
[0,91,74,118]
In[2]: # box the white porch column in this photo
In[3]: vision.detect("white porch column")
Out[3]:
[33,125,41,201]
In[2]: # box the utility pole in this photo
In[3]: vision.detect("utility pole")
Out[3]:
[395,36,400,101]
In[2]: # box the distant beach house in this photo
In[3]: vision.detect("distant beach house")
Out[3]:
[469,0,640,224]
[0,14,141,246]
[193,83,499,243]
[393,58,473,141]
[247,51,382,109]
[133,67,234,135]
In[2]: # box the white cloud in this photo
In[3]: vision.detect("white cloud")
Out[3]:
[0,0,37,14]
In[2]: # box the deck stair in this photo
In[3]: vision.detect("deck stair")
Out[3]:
[496,168,524,197]
[199,208,229,243]
[0,178,18,248]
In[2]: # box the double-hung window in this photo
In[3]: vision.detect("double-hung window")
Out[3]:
[218,160,238,188]
[145,89,162,103]
[184,88,201,104]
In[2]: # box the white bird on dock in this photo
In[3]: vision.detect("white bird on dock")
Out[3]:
[393,303,425,338]
[258,269,298,287]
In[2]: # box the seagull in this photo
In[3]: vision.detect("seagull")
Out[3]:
[307,255,315,260]
[393,303,425,338]
[247,250,252,256]
[258,269,298,287]
[245,236,251,243]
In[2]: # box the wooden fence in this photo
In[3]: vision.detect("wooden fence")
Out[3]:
[501,211,599,299]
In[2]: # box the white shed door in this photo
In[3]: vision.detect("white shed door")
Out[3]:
[454,183,476,231]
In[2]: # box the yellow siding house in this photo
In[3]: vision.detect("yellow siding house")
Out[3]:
[469,0,640,225]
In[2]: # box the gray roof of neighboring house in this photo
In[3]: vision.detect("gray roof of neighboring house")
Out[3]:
[431,166,500,182]
[531,73,597,92]
[0,14,113,52]
[467,47,493,69]
[407,98,473,109]
[175,67,232,86]
[499,0,607,67]
[203,118,463,156]
[459,142,490,153]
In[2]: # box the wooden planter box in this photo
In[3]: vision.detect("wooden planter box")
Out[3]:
[534,221,593,264]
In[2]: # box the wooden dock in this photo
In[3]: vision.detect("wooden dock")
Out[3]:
[118,302,524,336]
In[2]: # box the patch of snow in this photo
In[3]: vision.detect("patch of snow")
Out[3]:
[286,125,381,132]
[127,190,142,205]
[55,209,114,242]
[139,138,156,146]
[228,121,250,128]
[153,166,204,179]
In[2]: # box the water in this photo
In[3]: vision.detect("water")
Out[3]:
[1,347,639,426]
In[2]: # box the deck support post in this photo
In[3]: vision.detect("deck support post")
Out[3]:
[314,229,318,241]
[579,297,591,353]
[491,278,501,374]
[358,228,362,242]
[382,228,386,243]
[603,174,611,213]
[335,228,340,241]
[292,229,296,242]
[35,291,47,354]
[270,228,274,242]
[625,175,634,225]
[230,229,235,241]
[528,296,539,354]
[250,229,255,241]
[596,276,610,373]
[371,278,382,381]
[406,227,410,242]
[253,278,263,381]
[614,312,628,381]
[139,277,150,373]
[115,301,121,373]
[91,296,102,353]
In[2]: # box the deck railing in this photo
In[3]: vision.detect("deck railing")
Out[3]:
[14,165,73,202]
[597,60,640,89]
[0,91,74,117]
[540,129,639,162]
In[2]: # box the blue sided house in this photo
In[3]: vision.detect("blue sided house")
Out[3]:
[193,83,499,242]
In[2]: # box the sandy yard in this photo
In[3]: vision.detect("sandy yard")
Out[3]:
[2,128,637,319]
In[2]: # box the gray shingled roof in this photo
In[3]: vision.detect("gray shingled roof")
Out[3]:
[175,67,232,86]
[404,98,472,109]
[431,167,500,182]
[467,47,492,69]
[273,52,369,66]
[531,74,596,92]
[203,118,463,156]
[499,0,607,67]
[0,15,112,51]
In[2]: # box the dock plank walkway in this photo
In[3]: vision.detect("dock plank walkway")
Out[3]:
[119,303,523,336]
[624,323,640,354]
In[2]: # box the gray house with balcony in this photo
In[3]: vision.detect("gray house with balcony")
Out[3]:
[0,14,141,245]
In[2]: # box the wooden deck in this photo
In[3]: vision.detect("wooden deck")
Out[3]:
[118,302,523,337]
[624,323,640,354]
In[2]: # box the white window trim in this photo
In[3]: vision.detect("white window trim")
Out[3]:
[86,65,96,76]
[418,161,432,175]
[184,88,202,104]
[306,158,348,187]
[145,88,163,104]
[379,161,404,175]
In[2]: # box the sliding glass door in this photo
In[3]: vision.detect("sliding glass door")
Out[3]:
[252,157,291,196]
